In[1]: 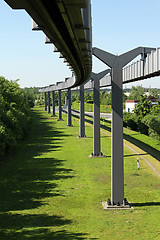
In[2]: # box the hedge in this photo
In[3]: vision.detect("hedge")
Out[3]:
[0,76,32,157]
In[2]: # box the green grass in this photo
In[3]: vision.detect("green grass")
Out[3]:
[98,116,160,162]
[72,102,111,113]
[0,106,160,239]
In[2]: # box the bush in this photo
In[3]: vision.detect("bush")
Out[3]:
[142,114,160,140]
[0,76,32,157]
[151,103,160,114]
[123,112,139,131]
[138,121,149,135]
[123,112,132,127]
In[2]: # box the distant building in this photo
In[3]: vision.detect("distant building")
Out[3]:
[125,100,139,113]
[125,96,157,113]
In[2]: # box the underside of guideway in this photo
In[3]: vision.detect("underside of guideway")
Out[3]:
[5,0,92,87]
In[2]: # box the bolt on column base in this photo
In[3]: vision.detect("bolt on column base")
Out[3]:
[102,198,133,210]
[89,152,106,158]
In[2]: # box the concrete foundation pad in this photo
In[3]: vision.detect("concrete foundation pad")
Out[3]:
[102,201,133,210]
[89,153,106,158]
[78,135,87,138]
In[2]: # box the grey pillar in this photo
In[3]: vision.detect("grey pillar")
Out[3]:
[93,47,154,207]
[65,92,68,106]
[58,90,63,121]
[90,70,110,157]
[48,91,51,114]
[52,91,56,116]
[93,78,101,155]
[111,67,124,205]
[45,92,47,111]
[79,84,86,137]
[41,92,42,103]
[67,88,72,127]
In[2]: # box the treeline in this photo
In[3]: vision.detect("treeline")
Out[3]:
[126,85,160,101]
[0,76,34,157]
[71,90,113,105]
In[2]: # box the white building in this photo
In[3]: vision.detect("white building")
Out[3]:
[125,100,139,113]
[125,96,158,113]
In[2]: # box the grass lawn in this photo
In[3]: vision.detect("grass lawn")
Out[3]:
[72,102,111,113]
[0,106,160,239]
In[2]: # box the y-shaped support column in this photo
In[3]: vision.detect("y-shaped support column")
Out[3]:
[67,88,73,127]
[48,91,51,114]
[93,46,155,208]
[52,91,56,117]
[90,69,110,157]
[79,84,86,138]
[57,90,63,121]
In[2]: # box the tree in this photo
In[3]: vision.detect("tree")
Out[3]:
[0,76,32,157]
[123,91,128,103]
[151,101,160,114]
[84,91,93,103]
[134,95,152,117]
[100,91,111,105]
[149,88,160,100]
[128,86,145,100]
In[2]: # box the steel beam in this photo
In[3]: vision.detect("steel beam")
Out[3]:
[58,90,63,121]
[52,91,56,116]
[79,84,86,138]
[48,91,51,114]
[45,92,47,111]
[67,88,72,127]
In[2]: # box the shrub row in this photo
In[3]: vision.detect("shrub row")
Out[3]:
[123,112,160,140]
[0,77,33,157]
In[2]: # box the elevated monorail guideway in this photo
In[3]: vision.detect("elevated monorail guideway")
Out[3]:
[5,0,92,87]
[39,47,160,92]
[123,48,160,84]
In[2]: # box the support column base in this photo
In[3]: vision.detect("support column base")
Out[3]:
[78,135,87,138]
[89,152,106,158]
[57,119,64,121]
[66,125,73,127]
[51,114,56,117]
[102,198,133,210]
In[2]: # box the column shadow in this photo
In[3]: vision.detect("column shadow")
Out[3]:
[132,202,160,207]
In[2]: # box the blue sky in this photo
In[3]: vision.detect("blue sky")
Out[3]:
[1,0,160,88]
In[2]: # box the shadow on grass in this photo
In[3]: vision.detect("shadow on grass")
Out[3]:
[133,202,160,207]
[71,110,160,163]
[99,117,160,162]
[0,213,98,239]
[124,153,148,158]
[0,109,97,239]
